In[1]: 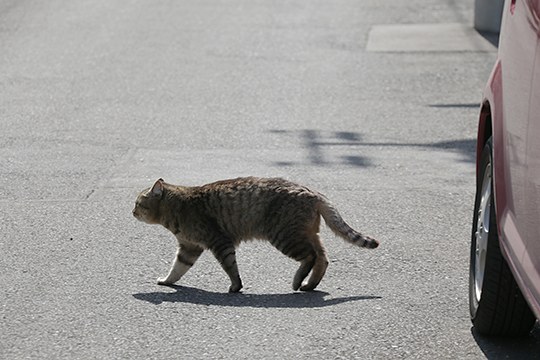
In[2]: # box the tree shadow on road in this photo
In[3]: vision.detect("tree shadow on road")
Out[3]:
[268,129,476,168]
[472,324,540,359]
[132,285,381,308]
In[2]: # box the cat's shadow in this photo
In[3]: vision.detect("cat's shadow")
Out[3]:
[132,285,381,308]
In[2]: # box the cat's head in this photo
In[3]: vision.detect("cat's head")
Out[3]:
[132,178,165,224]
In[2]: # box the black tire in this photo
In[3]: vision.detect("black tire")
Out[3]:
[469,138,537,336]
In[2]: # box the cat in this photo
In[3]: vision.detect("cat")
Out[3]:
[132,177,379,293]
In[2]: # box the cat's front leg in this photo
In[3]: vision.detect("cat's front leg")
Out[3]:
[157,245,203,285]
[209,240,243,293]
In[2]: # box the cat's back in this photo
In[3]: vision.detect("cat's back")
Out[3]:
[194,177,320,235]
[199,177,314,199]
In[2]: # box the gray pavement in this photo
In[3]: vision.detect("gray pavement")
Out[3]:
[1,0,539,359]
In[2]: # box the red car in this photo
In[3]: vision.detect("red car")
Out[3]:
[470,0,540,336]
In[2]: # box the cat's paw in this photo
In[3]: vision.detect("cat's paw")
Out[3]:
[157,278,171,286]
[228,283,243,293]
[299,283,316,292]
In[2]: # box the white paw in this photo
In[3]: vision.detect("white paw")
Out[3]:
[157,278,170,285]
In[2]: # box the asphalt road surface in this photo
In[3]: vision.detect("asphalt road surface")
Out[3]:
[1,0,539,359]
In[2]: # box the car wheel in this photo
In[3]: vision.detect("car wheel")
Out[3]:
[469,137,537,336]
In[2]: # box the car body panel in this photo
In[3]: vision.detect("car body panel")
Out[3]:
[477,0,540,319]
[522,23,540,315]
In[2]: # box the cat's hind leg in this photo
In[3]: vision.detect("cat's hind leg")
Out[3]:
[157,244,203,285]
[290,235,329,292]
[292,254,316,291]
[298,216,330,291]
[299,248,329,291]
[271,228,327,291]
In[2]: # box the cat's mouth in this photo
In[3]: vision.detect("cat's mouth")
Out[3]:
[132,210,142,221]
[133,210,154,224]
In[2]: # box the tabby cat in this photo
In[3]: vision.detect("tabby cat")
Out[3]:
[132,177,378,293]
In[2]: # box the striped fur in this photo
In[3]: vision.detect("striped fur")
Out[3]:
[133,177,379,293]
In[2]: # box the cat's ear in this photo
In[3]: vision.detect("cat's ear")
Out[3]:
[150,178,164,197]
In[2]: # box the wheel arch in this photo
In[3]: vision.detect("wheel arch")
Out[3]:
[477,60,505,231]
[476,101,493,174]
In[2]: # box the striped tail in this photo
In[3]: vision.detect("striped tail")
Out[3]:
[317,199,379,249]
